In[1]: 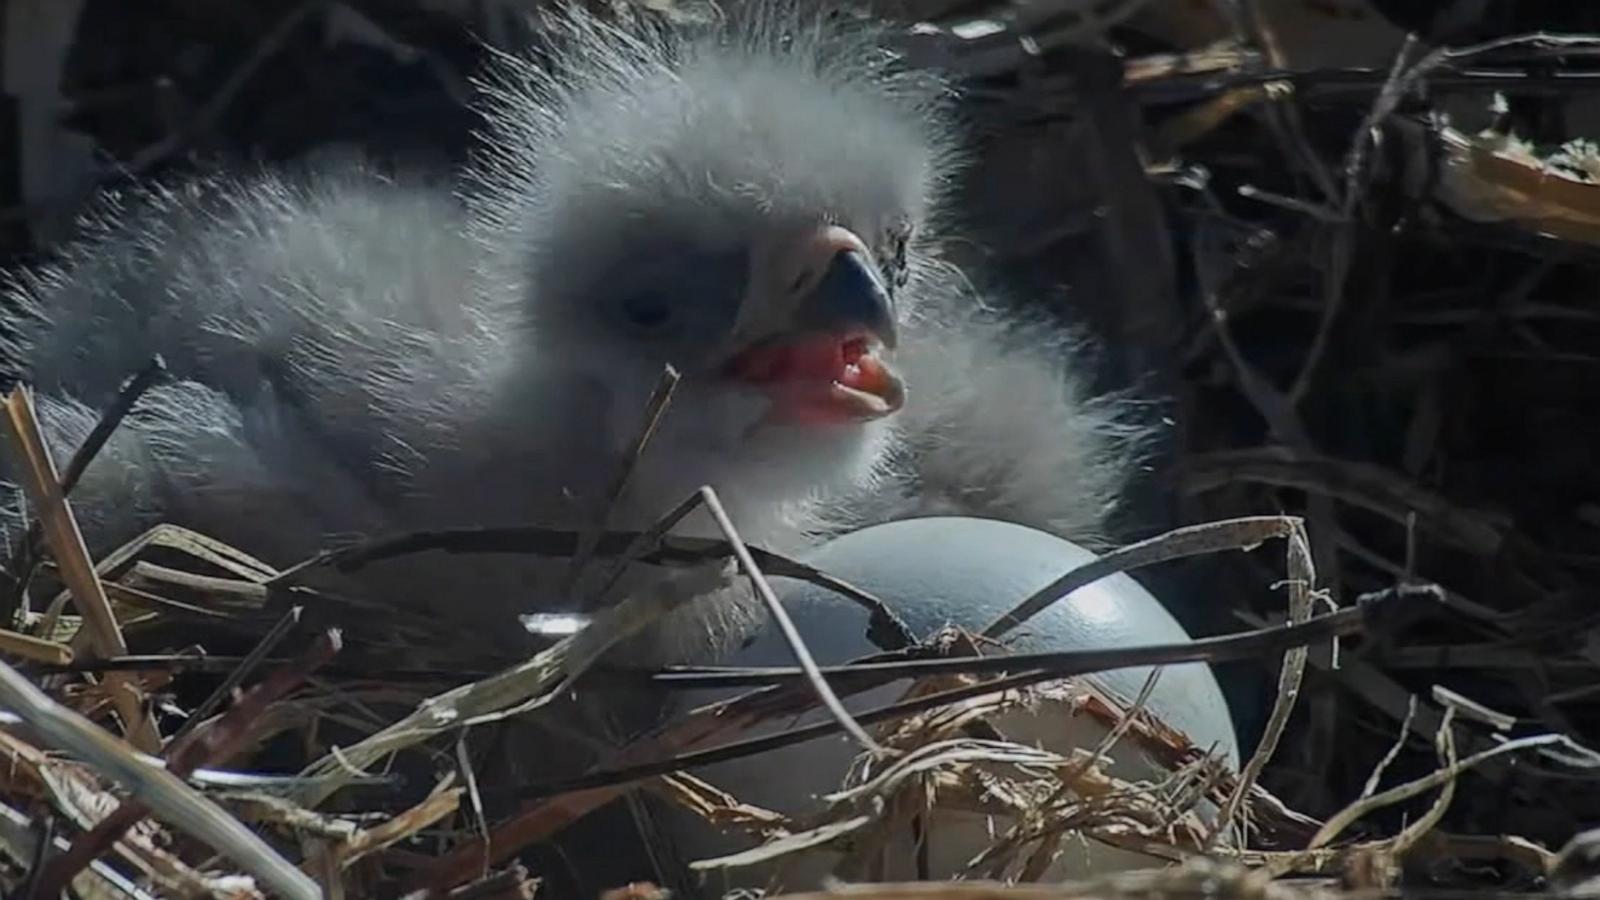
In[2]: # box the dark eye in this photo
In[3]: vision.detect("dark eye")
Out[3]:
[618,292,675,331]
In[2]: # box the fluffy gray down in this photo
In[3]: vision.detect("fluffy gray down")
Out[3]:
[0,3,1153,663]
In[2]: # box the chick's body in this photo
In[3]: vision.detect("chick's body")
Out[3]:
[0,4,1148,661]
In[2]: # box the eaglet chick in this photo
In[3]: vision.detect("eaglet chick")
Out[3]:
[0,3,1150,663]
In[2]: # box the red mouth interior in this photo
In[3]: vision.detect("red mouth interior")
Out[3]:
[724,333,901,425]
[724,333,864,383]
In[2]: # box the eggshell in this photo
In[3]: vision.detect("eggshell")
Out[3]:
[666,516,1238,890]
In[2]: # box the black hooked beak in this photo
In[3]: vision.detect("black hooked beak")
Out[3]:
[793,245,898,349]
[783,226,897,349]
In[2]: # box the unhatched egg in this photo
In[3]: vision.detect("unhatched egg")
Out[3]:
[664,516,1239,891]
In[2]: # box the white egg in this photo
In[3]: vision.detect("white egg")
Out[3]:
[662,517,1239,891]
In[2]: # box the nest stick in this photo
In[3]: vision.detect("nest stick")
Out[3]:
[291,528,712,808]
[698,485,881,754]
[982,515,1299,639]
[1,357,165,622]
[643,599,1374,691]
[418,581,1376,893]
[295,522,915,650]
[520,598,1376,800]
[171,605,303,742]
[584,490,704,611]
[0,799,162,900]
[1207,518,1316,849]
[34,628,340,895]
[566,364,679,603]
[0,652,320,900]
[0,387,161,752]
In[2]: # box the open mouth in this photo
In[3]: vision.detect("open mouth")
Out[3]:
[723,330,906,425]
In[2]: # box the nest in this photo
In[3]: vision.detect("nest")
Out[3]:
[0,0,1598,898]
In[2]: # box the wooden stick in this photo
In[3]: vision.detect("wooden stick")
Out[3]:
[0,387,161,752]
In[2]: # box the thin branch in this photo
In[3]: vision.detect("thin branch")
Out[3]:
[0,652,320,900]
[518,596,1380,800]
[170,605,304,742]
[1207,518,1316,848]
[583,491,705,612]
[639,601,1374,692]
[981,516,1298,638]
[2,356,166,623]
[35,629,340,895]
[698,485,881,754]
[281,522,916,653]
[0,387,161,751]
[1361,694,1419,799]
[566,364,679,604]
